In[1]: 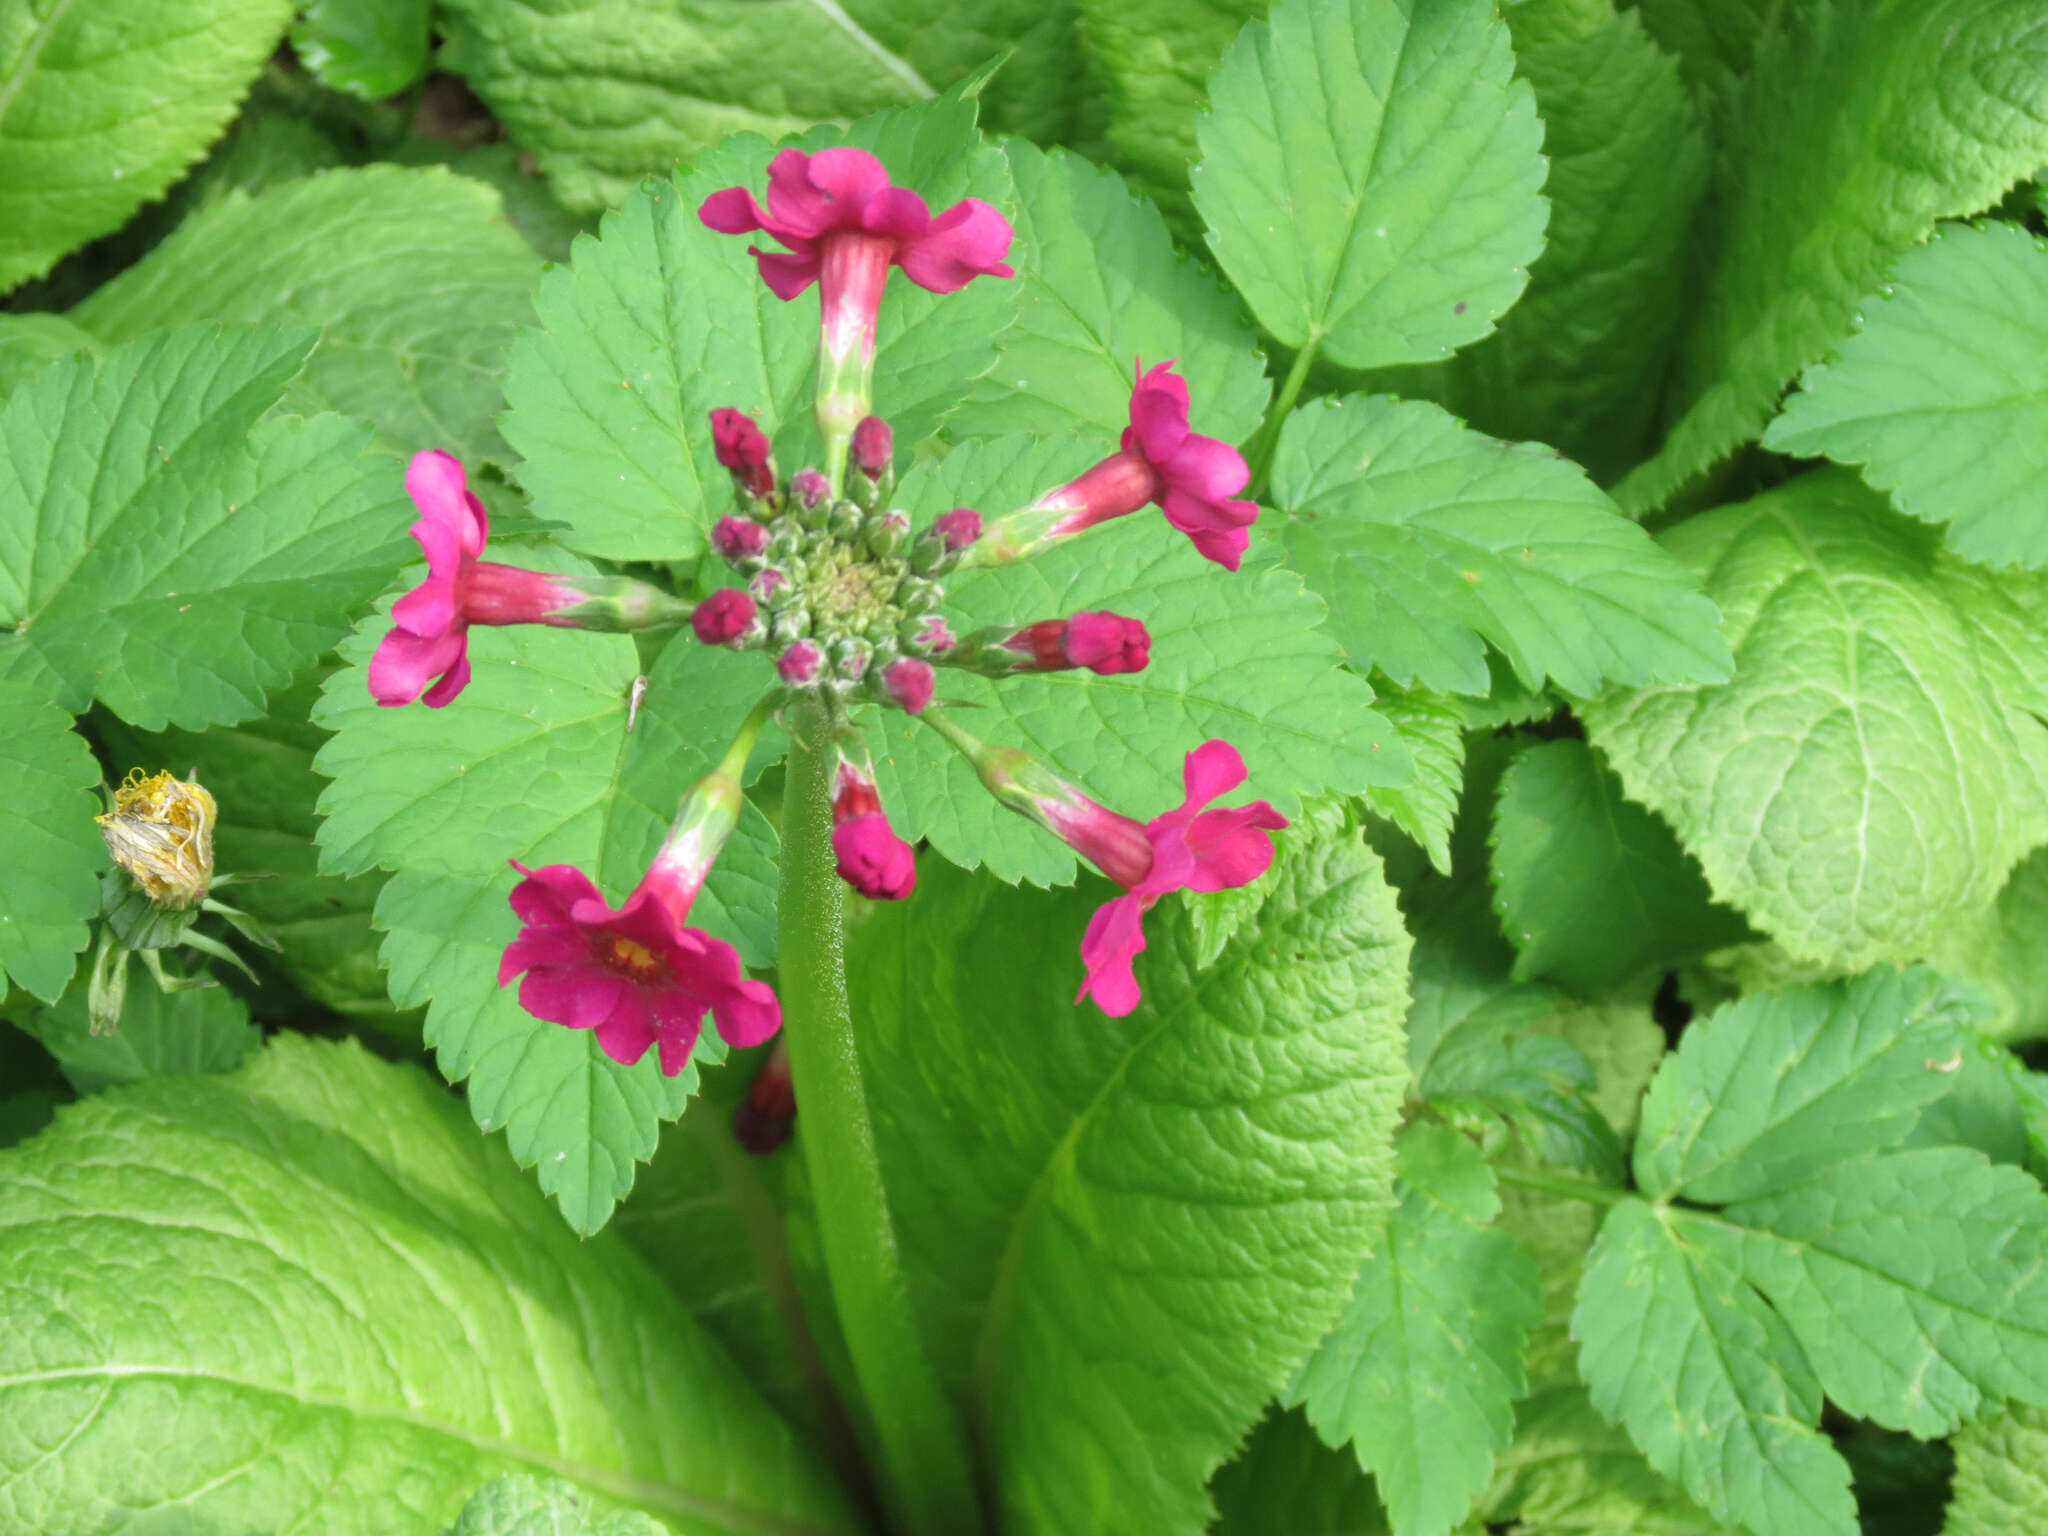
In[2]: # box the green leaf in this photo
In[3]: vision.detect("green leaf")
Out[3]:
[1764,221,2048,568]
[0,312,98,400]
[1074,0,1266,232]
[1373,0,1709,483]
[393,141,590,265]
[1289,1123,1541,1536]
[1582,471,2048,969]
[1210,1408,1391,1536]
[0,324,412,729]
[71,167,542,466]
[1274,395,1733,696]
[879,441,1408,885]
[0,0,293,293]
[1627,0,1774,93]
[1191,0,1548,369]
[0,681,103,1003]
[0,1035,860,1534]
[1946,1403,2048,1536]
[444,1475,676,1536]
[850,825,1413,1534]
[1361,681,1464,874]
[1483,1386,1739,1536]
[1574,1198,1856,1536]
[1931,847,2048,1045]
[948,139,1269,443]
[1633,968,1982,1204]
[500,101,1014,562]
[291,0,431,99]
[1489,739,1751,995]
[1615,0,2048,514]
[96,665,406,1025]
[23,970,259,1092]
[314,561,779,1232]
[1709,1148,2048,1437]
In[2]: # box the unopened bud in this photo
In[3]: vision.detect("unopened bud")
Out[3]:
[882,657,935,714]
[777,640,824,685]
[710,408,777,501]
[733,1041,796,1154]
[865,509,912,560]
[769,606,813,646]
[828,499,865,540]
[97,769,216,909]
[831,638,873,682]
[750,567,792,608]
[691,588,758,646]
[792,468,830,518]
[912,509,982,575]
[713,515,770,568]
[899,614,956,657]
[899,576,944,613]
[852,415,893,479]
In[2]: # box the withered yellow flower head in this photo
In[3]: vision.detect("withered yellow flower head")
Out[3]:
[97,768,216,908]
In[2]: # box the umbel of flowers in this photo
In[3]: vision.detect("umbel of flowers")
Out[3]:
[369,142,1284,1082]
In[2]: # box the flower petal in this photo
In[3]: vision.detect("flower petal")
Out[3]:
[1077,892,1150,1017]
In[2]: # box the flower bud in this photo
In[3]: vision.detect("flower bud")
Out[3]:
[769,606,813,646]
[882,657,935,714]
[852,415,893,479]
[828,498,865,540]
[830,751,916,901]
[831,637,873,682]
[733,1042,795,1154]
[899,614,956,657]
[691,588,758,646]
[750,567,792,608]
[713,515,770,568]
[864,509,912,560]
[791,468,831,519]
[899,576,944,613]
[709,408,776,501]
[912,508,982,575]
[97,769,216,909]
[776,640,824,684]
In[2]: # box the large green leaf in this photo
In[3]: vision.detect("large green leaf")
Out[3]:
[1945,1403,2048,1536]
[500,99,1014,562]
[1631,968,1981,1206]
[850,824,1413,1534]
[1763,221,2048,568]
[444,1475,676,1536]
[1274,394,1732,696]
[948,139,1269,444]
[314,559,779,1233]
[1489,739,1750,996]
[1191,0,1548,369]
[1583,471,2048,969]
[1931,847,2048,1045]
[291,0,432,99]
[436,0,1073,214]
[71,167,542,466]
[0,312,98,400]
[1289,1123,1541,1536]
[1481,1387,1738,1536]
[0,680,102,1003]
[878,438,1407,886]
[1361,681,1464,874]
[0,0,292,293]
[0,324,412,729]
[1615,0,2048,513]
[96,665,404,1025]
[0,1035,859,1534]
[1376,0,1708,482]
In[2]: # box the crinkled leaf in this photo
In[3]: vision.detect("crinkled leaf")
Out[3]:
[500,100,1013,562]
[850,826,1413,1534]
[1706,1148,2048,1437]
[949,139,1269,443]
[1376,0,1708,483]
[313,563,778,1233]
[1627,0,1774,93]
[1633,967,1983,1205]
[71,167,542,466]
[1582,471,2048,969]
[1945,1403,2048,1536]
[436,0,1071,214]
[1362,681,1464,874]
[0,681,102,1003]
[1615,0,2048,513]
[23,974,259,1093]
[1490,739,1750,996]
[879,439,1408,886]
[0,1035,859,1534]
[1274,394,1732,696]
[1764,221,2048,568]
[394,141,590,264]
[1191,0,1548,368]
[1483,1386,1739,1536]
[443,1475,675,1536]
[0,0,292,293]
[1574,1198,1855,1536]
[1931,847,2048,1045]
[291,0,431,99]
[96,666,404,1025]
[0,324,412,729]
[1289,1123,1541,1536]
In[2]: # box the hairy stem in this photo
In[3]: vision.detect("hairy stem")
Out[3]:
[777,728,985,1536]
[1242,332,1321,503]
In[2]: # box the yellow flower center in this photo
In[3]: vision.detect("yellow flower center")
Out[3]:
[606,935,663,979]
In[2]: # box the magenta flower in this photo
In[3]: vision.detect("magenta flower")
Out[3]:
[1071,742,1288,1016]
[699,147,1015,304]
[830,754,916,900]
[369,450,592,708]
[992,361,1259,571]
[991,612,1151,675]
[692,588,758,645]
[498,859,781,1076]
